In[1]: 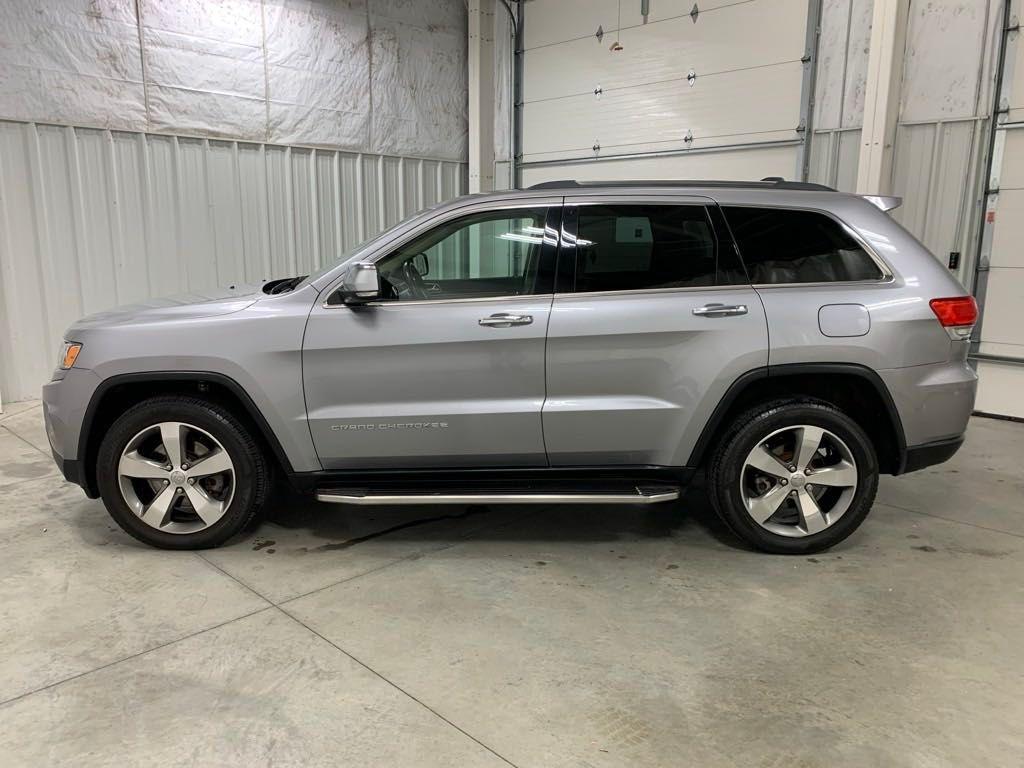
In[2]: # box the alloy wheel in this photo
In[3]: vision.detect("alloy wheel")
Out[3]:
[740,424,858,538]
[117,421,235,534]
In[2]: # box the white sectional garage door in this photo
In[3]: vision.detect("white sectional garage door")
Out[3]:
[975,0,1024,419]
[520,0,816,185]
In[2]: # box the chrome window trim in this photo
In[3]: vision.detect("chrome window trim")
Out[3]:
[750,277,896,290]
[718,202,895,283]
[322,293,551,310]
[551,283,751,300]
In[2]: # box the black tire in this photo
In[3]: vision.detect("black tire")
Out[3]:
[707,399,878,554]
[97,396,270,550]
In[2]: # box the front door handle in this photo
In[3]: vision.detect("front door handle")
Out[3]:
[692,303,748,318]
[479,313,533,327]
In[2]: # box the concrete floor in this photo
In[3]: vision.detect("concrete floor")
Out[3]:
[1,401,1022,767]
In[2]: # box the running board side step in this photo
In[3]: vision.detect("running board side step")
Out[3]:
[315,486,680,506]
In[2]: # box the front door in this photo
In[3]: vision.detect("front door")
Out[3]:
[543,196,769,467]
[303,201,560,469]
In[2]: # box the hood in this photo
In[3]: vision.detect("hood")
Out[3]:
[67,283,264,332]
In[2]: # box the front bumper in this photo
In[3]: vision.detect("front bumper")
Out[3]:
[42,367,102,496]
[50,446,91,492]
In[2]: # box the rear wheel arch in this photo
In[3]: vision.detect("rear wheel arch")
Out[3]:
[689,364,906,474]
[707,399,879,553]
[79,372,293,497]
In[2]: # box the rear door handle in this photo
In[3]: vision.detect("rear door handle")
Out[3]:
[479,313,533,327]
[692,303,748,318]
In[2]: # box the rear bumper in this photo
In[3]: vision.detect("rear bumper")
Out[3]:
[899,435,964,474]
[878,359,977,448]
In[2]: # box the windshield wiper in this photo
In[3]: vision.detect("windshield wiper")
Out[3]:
[263,275,308,295]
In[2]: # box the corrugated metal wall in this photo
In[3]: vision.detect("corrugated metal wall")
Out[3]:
[890,117,989,287]
[0,119,466,401]
[809,0,999,291]
[888,0,999,288]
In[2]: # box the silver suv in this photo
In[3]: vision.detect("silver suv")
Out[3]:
[42,179,978,554]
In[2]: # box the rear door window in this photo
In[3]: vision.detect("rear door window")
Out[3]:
[722,207,884,284]
[564,204,746,293]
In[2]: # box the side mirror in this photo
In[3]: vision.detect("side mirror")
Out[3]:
[340,262,380,304]
[412,253,430,277]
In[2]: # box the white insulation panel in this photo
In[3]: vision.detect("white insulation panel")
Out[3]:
[0,0,468,160]
[0,120,466,401]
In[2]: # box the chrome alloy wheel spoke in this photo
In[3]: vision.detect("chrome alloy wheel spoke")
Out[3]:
[117,421,235,535]
[740,424,858,538]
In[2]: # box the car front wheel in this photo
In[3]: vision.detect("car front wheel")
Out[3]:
[96,396,270,549]
[708,400,879,554]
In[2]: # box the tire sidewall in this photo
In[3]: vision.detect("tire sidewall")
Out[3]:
[712,402,879,554]
[97,399,261,549]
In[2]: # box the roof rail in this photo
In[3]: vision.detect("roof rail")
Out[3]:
[527,178,835,192]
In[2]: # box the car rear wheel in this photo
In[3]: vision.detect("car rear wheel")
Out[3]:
[708,400,878,554]
[97,396,270,549]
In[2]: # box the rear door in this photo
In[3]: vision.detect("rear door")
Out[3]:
[543,196,769,467]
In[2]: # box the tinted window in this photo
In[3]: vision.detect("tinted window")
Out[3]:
[568,205,745,293]
[373,208,550,302]
[723,207,884,284]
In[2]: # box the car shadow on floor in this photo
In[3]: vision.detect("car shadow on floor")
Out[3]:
[60,473,749,553]
[257,473,751,552]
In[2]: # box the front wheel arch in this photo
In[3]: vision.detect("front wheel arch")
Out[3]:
[79,372,293,498]
[96,395,271,548]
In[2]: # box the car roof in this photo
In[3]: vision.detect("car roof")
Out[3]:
[436,177,851,211]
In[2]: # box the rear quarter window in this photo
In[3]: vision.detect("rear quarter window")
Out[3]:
[723,207,884,284]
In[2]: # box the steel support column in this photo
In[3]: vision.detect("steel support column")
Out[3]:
[856,0,911,194]
[469,0,496,193]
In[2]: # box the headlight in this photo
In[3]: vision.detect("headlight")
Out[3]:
[59,341,82,369]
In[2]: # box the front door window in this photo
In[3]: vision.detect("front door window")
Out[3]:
[374,208,551,301]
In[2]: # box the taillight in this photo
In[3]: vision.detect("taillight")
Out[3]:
[929,296,978,339]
